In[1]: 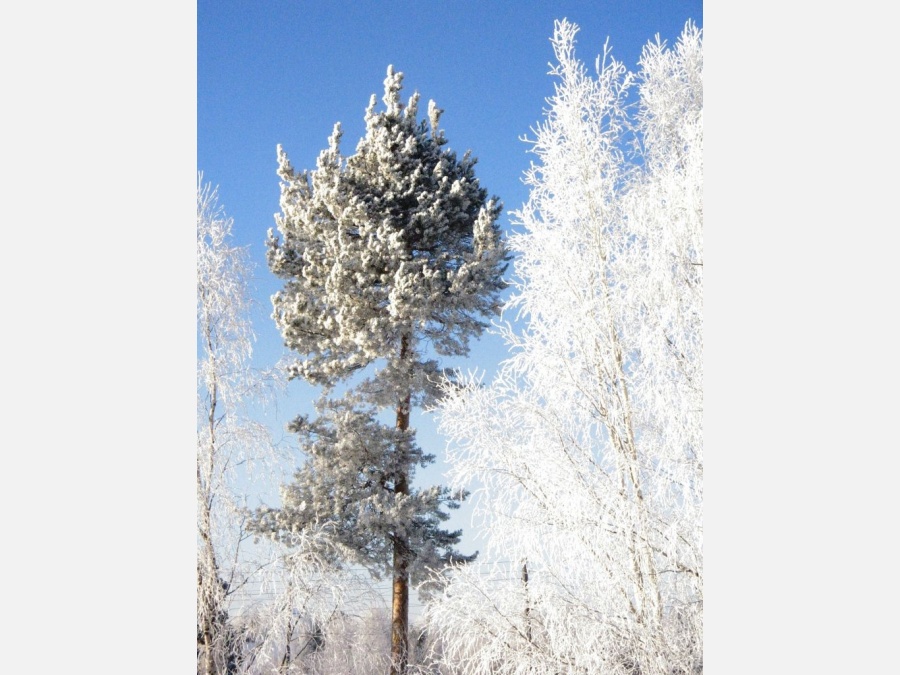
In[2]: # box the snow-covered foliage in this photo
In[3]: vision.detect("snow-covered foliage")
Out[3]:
[254,398,476,586]
[237,604,443,675]
[227,530,383,675]
[427,20,703,675]
[253,66,508,671]
[265,65,506,390]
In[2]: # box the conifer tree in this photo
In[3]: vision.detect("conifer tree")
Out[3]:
[253,66,506,674]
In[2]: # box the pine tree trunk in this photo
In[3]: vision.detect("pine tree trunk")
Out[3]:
[391,517,410,675]
[390,334,411,675]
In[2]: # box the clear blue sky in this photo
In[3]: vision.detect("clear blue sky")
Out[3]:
[198,0,703,559]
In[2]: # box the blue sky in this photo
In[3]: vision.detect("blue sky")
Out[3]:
[198,0,704,559]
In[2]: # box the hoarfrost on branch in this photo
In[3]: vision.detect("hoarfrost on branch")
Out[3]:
[427,20,703,675]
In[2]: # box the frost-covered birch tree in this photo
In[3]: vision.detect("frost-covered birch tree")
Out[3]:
[427,20,703,675]
[251,66,507,674]
[199,176,354,675]
[197,175,264,675]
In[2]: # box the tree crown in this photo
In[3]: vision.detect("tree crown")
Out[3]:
[267,65,507,391]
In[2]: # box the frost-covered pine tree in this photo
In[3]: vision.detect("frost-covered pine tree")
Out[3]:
[427,20,703,675]
[252,66,507,674]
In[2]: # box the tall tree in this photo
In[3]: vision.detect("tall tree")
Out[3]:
[253,66,507,673]
[427,20,703,675]
[200,176,350,675]
[197,175,261,675]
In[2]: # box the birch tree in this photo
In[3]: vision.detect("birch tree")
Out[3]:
[427,20,703,675]
[252,66,507,674]
[199,176,353,675]
[197,175,263,674]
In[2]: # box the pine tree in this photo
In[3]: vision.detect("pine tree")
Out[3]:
[253,65,507,674]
